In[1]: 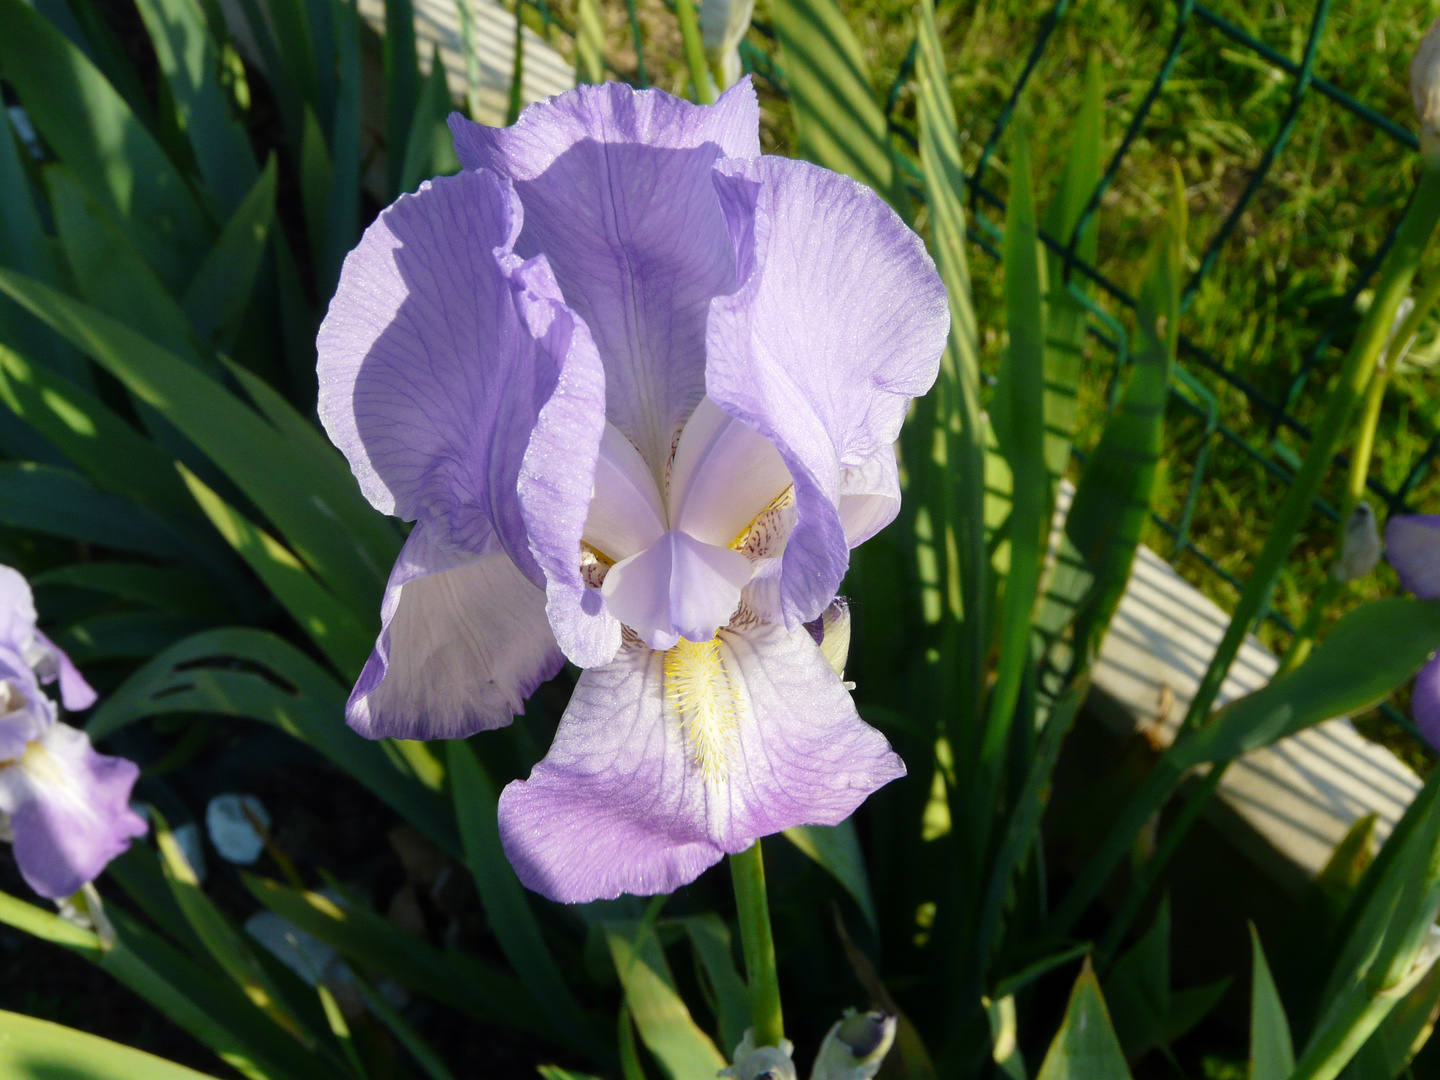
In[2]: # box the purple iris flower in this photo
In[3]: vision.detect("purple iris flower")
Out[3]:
[1387,515,1440,748]
[317,79,948,902]
[0,566,146,899]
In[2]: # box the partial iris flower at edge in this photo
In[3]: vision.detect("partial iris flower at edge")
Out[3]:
[0,566,146,900]
[1386,514,1440,749]
[317,78,949,903]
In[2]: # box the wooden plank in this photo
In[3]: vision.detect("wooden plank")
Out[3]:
[1090,542,1420,892]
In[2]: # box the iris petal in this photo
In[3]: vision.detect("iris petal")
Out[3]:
[601,530,752,650]
[1386,514,1440,600]
[0,723,146,899]
[496,621,904,903]
[347,525,563,740]
[668,396,792,547]
[583,423,667,562]
[706,156,949,626]
[318,168,595,581]
[450,80,759,475]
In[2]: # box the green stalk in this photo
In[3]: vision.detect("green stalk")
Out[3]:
[1180,162,1440,737]
[506,2,525,125]
[730,842,783,1046]
[1048,161,1440,940]
[674,0,714,105]
[1282,267,1440,675]
[1274,577,1342,678]
[455,0,485,120]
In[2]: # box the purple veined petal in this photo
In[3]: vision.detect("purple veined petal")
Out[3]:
[583,423,667,563]
[668,396,792,548]
[497,618,904,903]
[347,523,564,740]
[511,256,618,669]
[318,168,597,581]
[0,722,147,899]
[1387,514,1440,600]
[449,80,760,476]
[838,444,901,548]
[28,629,96,712]
[707,156,948,626]
[600,530,752,650]
[1412,653,1440,752]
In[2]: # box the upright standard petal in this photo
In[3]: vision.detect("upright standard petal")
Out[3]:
[0,723,146,899]
[707,157,948,626]
[497,620,904,902]
[1387,514,1440,600]
[347,524,563,740]
[317,168,599,582]
[0,565,95,711]
[449,79,760,476]
[0,565,37,655]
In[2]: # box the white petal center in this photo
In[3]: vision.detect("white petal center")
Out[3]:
[583,398,794,646]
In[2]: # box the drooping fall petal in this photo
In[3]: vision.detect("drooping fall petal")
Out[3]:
[497,620,903,902]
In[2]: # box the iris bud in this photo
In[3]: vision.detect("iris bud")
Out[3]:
[1412,15,1440,158]
[722,1030,798,1080]
[1333,502,1382,584]
[810,1010,897,1080]
[700,0,755,90]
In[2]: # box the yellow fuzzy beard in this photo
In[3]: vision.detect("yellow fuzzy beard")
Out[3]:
[663,638,741,783]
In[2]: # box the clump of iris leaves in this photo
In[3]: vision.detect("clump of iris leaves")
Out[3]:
[0,0,1439,1076]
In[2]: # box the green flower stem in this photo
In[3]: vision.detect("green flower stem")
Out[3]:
[1289,935,1440,1080]
[1282,265,1440,674]
[1275,576,1343,678]
[674,0,715,105]
[1051,160,1440,941]
[730,841,783,1047]
[1179,159,1440,738]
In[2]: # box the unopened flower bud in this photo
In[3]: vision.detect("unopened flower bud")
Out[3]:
[1412,16,1440,158]
[810,1009,897,1080]
[700,0,755,91]
[1333,502,1382,583]
[721,1030,797,1080]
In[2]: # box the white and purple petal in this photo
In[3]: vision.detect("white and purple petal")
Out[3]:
[0,566,37,659]
[347,524,562,740]
[1387,514,1440,600]
[0,722,146,899]
[706,156,948,626]
[497,620,904,902]
[450,79,760,475]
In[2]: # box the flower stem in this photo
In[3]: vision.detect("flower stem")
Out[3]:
[1050,161,1440,942]
[730,841,783,1046]
[674,0,715,105]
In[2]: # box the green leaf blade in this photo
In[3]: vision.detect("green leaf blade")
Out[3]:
[1250,926,1296,1080]
[1035,958,1133,1080]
